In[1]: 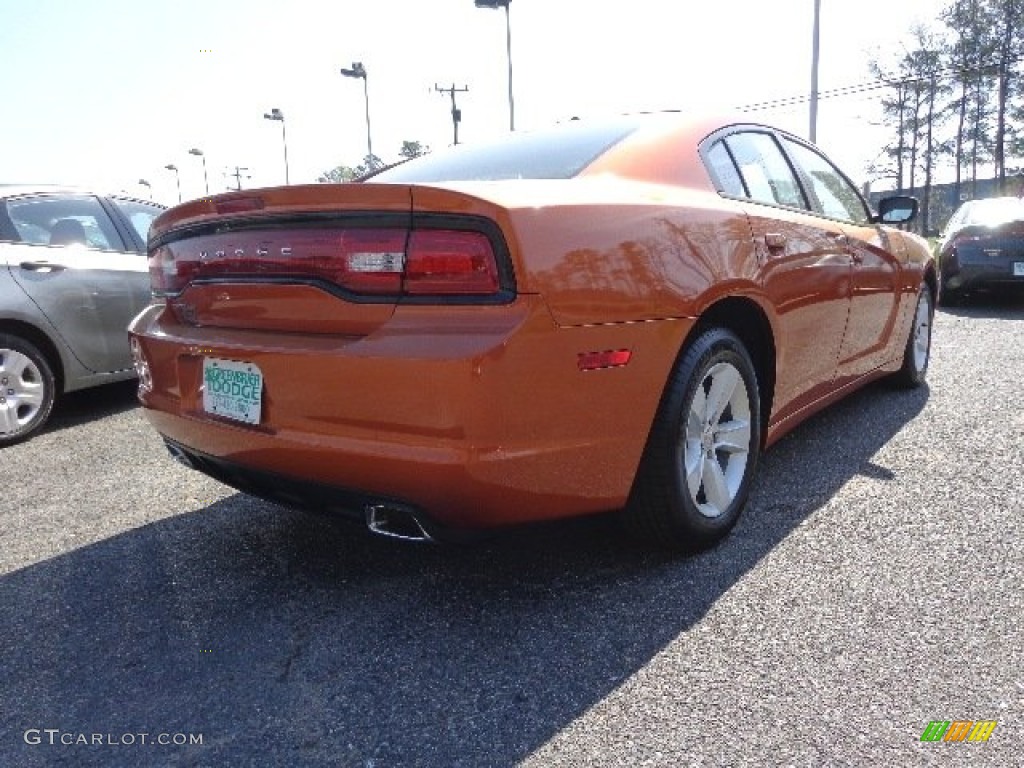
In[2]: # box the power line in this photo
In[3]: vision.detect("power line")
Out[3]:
[736,53,1024,113]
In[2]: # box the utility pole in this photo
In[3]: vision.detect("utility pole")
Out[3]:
[434,83,469,145]
[809,0,821,143]
[226,166,251,191]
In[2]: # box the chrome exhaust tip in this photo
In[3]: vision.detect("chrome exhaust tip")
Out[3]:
[365,504,433,543]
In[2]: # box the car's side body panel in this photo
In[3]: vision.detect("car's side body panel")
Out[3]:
[7,243,149,374]
[1,243,140,394]
[739,202,853,426]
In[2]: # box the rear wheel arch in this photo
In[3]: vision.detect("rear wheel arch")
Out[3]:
[687,296,776,445]
[0,320,65,393]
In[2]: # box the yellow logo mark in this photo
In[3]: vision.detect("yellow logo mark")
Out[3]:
[943,721,973,742]
[968,721,998,742]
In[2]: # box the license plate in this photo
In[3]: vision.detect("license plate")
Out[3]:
[1014,262,1024,277]
[202,357,263,425]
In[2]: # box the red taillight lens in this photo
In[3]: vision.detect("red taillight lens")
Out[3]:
[404,230,499,295]
[150,244,200,296]
[150,227,502,299]
[950,233,980,250]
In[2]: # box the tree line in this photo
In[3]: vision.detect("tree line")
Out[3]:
[871,0,1022,233]
[317,140,429,183]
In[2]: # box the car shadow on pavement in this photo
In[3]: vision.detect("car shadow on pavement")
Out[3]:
[0,381,928,767]
[937,291,1024,319]
[42,380,139,435]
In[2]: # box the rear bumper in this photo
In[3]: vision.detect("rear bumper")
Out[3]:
[941,252,1024,293]
[130,299,692,529]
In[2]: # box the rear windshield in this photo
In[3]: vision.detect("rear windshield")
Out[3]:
[963,197,1024,227]
[372,118,640,183]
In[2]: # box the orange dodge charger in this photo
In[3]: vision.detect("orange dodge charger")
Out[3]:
[130,113,934,550]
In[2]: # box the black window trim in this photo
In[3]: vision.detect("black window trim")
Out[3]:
[698,124,874,226]
[103,196,165,253]
[699,126,811,213]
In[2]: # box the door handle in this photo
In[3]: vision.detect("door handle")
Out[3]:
[19,261,66,273]
[764,232,787,250]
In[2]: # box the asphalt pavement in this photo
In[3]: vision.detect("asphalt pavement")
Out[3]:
[2,297,1022,767]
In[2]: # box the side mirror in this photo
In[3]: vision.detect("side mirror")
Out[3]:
[874,195,918,224]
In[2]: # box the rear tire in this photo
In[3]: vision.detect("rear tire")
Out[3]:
[625,328,761,552]
[938,279,961,307]
[0,334,56,446]
[891,282,932,389]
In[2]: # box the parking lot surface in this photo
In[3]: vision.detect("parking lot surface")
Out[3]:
[2,299,1022,767]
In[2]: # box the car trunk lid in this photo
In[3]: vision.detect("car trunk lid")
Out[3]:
[148,185,515,336]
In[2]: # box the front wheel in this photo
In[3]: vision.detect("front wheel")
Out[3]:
[891,282,932,389]
[625,328,762,552]
[0,335,57,446]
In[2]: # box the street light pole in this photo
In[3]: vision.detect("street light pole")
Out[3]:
[809,0,821,143]
[164,164,181,203]
[189,148,209,194]
[263,108,290,185]
[475,0,514,131]
[137,179,152,200]
[340,62,374,168]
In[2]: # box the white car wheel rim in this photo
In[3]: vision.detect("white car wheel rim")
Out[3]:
[0,349,46,435]
[683,361,752,519]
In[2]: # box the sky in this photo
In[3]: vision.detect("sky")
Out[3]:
[0,0,949,206]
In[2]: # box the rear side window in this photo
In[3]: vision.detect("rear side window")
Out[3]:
[704,141,746,197]
[4,195,125,251]
[372,119,640,182]
[724,132,806,209]
[111,198,164,246]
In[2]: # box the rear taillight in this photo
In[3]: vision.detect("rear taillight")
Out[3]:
[405,230,499,295]
[149,227,504,299]
[950,233,981,250]
[949,222,1024,251]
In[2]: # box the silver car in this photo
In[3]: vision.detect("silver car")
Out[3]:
[0,186,164,445]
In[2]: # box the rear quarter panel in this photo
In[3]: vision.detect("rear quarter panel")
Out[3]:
[418,180,760,327]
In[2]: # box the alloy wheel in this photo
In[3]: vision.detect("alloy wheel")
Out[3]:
[683,361,752,519]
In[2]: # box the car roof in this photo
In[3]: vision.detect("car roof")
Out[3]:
[0,184,161,207]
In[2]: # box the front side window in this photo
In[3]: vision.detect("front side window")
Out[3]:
[782,139,869,224]
[723,132,806,209]
[4,195,124,250]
